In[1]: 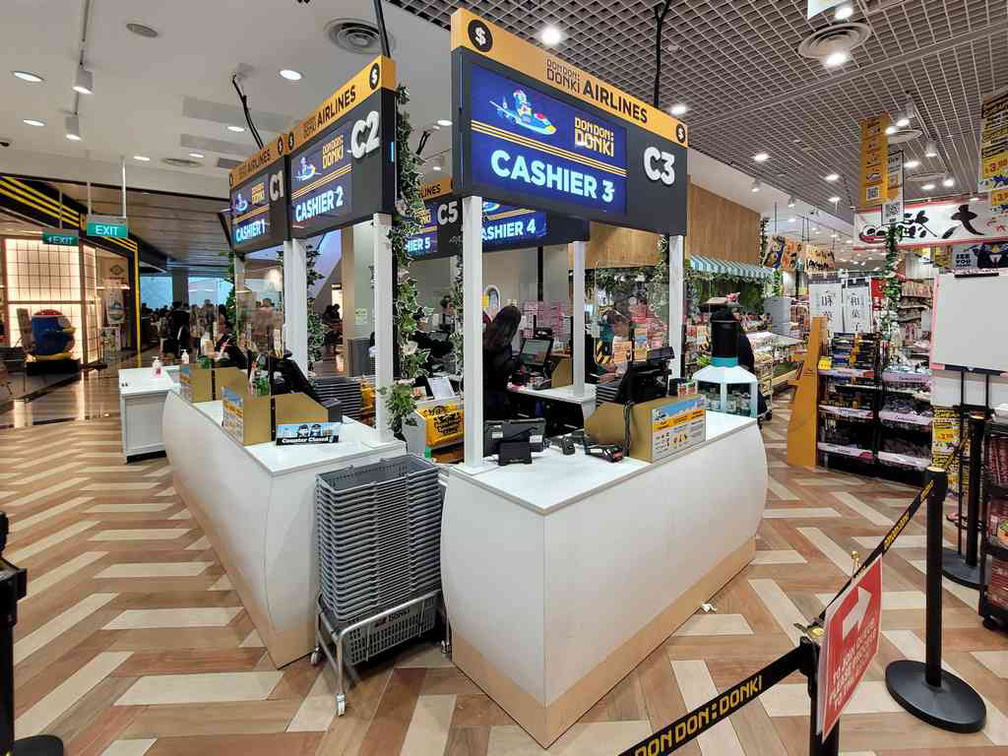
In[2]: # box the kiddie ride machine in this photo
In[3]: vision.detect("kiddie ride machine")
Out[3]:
[24,309,79,375]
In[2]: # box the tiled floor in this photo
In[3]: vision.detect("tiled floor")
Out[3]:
[2,389,1007,755]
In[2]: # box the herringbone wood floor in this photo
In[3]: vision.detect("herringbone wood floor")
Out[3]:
[2,380,1006,755]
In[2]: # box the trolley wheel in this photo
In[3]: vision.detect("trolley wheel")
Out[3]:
[310,647,321,666]
[336,693,346,717]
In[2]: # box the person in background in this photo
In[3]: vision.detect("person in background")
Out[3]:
[594,308,632,382]
[430,296,454,334]
[710,306,765,415]
[322,304,342,357]
[411,307,453,373]
[482,305,522,420]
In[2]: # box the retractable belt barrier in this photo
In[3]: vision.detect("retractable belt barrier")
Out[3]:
[618,447,962,756]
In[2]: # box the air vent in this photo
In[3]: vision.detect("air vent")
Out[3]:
[326,18,393,55]
[797,23,871,61]
[162,157,201,168]
[216,157,241,170]
[888,127,923,145]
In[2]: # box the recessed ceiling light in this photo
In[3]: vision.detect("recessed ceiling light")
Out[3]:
[279,69,302,81]
[824,173,839,182]
[73,65,94,94]
[828,195,840,203]
[812,226,818,232]
[436,118,452,127]
[12,70,43,83]
[133,155,151,162]
[188,152,204,159]
[669,103,688,116]
[823,51,849,68]
[830,233,838,238]
[126,22,159,38]
[845,239,852,244]
[540,24,563,46]
[750,178,761,193]
[787,217,796,222]
[970,196,979,202]
[942,176,955,187]
[227,125,245,133]
[834,3,853,20]
[22,119,44,127]
[904,159,920,169]
[752,152,769,162]
[922,182,935,191]
[885,124,897,135]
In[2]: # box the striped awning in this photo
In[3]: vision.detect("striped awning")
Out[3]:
[689,255,773,281]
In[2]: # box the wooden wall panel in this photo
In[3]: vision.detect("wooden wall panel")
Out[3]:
[572,179,761,269]
[685,182,760,264]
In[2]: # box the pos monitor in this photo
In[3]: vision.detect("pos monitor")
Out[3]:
[518,337,552,370]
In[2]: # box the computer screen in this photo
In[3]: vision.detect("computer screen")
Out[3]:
[519,338,552,368]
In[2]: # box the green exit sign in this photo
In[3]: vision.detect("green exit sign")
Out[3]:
[86,214,129,238]
[41,228,79,246]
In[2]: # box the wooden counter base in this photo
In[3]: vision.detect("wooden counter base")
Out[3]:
[452,538,755,747]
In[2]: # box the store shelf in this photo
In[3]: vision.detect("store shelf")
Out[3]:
[772,369,797,391]
[877,451,930,470]
[818,442,874,461]
[879,410,933,427]
[819,404,873,421]
[882,371,930,385]
[820,367,875,379]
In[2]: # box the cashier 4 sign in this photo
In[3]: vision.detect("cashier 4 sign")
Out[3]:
[817,557,882,738]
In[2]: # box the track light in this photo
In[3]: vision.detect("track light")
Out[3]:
[924,140,938,158]
[787,196,796,208]
[73,65,93,94]
[942,175,954,188]
[895,100,913,128]
[65,114,82,141]
[432,154,444,172]
[750,178,761,193]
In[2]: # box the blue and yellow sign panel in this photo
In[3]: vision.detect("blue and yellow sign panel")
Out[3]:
[406,177,588,260]
[229,136,289,255]
[287,56,398,238]
[450,9,687,235]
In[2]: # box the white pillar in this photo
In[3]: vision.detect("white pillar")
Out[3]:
[373,213,394,442]
[572,240,586,396]
[462,196,484,467]
[283,238,308,372]
[668,235,685,379]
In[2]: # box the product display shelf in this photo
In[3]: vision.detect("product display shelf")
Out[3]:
[750,331,803,409]
[878,367,933,473]
[980,420,1008,629]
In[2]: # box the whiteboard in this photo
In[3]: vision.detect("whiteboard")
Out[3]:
[931,273,1008,372]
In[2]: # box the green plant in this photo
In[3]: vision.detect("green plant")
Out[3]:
[378,84,426,435]
[758,217,769,266]
[448,258,464,371]
[772,268,783,297]
[879,224,902,339]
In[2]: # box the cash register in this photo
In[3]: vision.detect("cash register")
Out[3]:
[514,336,554,390]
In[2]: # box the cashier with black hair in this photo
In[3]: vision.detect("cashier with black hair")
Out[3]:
[483,305,522,420]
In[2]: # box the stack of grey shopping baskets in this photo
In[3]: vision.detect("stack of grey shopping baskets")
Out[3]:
[314,454,442,670]
[310,376,363,421]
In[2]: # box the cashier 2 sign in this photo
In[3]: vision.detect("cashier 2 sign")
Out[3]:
[817,558,882,738]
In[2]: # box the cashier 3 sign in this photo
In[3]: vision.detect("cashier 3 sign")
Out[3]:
[818,558,882,738]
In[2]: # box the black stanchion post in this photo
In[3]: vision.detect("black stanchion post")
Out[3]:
[800,637,839,756]
[942,413,985,587]
[885,467,986,732]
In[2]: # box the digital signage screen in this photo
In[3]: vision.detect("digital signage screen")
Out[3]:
[451,9,688,236]
[287,57,397,239]
[228,138,289,255]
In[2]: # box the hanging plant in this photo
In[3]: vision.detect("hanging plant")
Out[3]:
[447,258,464,371]
[772,267,783,298]
[758,217,769,266]
[879,224,902,339]
[379,84,426,436]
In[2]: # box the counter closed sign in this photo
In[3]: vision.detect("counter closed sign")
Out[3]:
[451,9,687,235]
[287,56,397,238]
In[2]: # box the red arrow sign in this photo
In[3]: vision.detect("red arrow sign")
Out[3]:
[818,557,882,738]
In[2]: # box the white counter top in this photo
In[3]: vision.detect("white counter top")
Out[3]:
[169,392,402,477]
[451,411,755,514]
[118,366,180,397]
[507,382,596,404]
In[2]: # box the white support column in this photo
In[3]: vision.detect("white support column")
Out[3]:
[283,238,308,372]
[373,213,394,442]
[668,235,685,379]
[462,196,484,468]
[572,240,586,396]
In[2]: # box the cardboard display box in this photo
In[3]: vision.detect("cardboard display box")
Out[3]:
[585,394,705,462]
[222,387,328,446]
[179,365,248,403]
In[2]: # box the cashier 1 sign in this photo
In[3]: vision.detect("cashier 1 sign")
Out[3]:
[450,9,688,236]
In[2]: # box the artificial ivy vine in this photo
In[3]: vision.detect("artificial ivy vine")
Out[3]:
[448,259,464,372]
[879,224,902,340]
[379,84,426,435]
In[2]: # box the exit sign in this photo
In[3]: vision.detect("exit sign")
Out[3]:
[86,214,129,239]
[42,228,79,246]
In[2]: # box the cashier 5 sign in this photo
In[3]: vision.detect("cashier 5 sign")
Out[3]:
[817,558,882,738]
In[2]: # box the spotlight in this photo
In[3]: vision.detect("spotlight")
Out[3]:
[787,196,796,208]
[65,114,82,141]
[924,140,938,158]
[73,65,94,94]
[750,178,761,193]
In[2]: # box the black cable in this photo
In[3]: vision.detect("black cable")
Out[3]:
[652,0,673,108]
[372,0,392,58]
[231,75,264,149]
[416,130,431,156]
